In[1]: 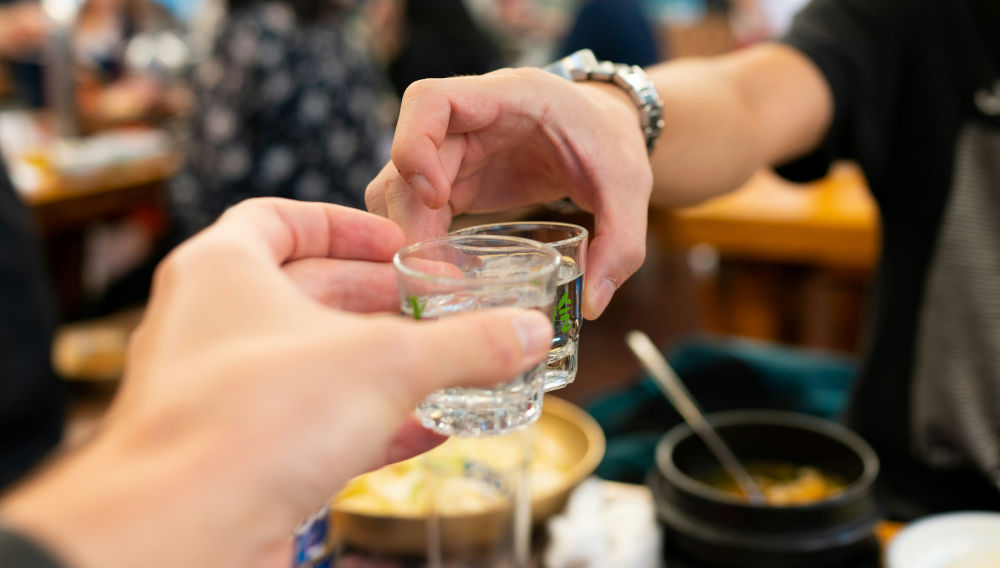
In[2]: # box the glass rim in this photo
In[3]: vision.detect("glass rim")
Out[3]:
[449,221,588,248]
[393,234,561,286]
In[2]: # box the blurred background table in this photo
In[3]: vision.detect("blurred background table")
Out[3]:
[25,144,176,234]
[655,162,879,353]
[2,111,179,318]
[671,163,877,269]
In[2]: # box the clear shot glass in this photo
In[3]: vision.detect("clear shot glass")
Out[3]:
[394,235,560,437]
[424,429,535,568]
[451,222,588,392]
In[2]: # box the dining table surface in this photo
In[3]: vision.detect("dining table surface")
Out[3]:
[668,161,879,270]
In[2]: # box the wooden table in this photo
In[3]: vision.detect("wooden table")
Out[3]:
[670,162,878,269]
[16,143,178,318]
[656,163,879,351]
[25,150,177,233]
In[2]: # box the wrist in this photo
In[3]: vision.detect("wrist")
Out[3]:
[576,80,645,126]
[543,49,665,152]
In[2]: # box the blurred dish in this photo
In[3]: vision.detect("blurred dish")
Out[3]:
[53,325,128,382]
[698,460,847,506]
[331,396,605,556]
[651,410,881,567]
[886,512,1000,568]
[52,308,143,382]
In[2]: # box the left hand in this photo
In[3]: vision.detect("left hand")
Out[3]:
[0,198,553,568]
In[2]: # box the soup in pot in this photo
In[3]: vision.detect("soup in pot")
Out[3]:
[699,461,846,506]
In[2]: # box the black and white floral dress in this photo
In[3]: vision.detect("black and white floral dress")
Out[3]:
[169,2,391,238]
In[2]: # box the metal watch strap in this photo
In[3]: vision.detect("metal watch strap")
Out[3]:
[543,49,665,153]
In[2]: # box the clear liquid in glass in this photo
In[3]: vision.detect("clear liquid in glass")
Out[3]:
[545,259,583,391]
[405,289,552,437]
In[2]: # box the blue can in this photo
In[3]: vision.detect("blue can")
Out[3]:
[292,505,334,567]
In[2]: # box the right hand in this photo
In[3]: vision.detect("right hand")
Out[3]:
[0,198,554,568]
[366,67,654,320]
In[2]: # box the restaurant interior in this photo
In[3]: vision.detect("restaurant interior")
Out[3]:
[1,0,997,566]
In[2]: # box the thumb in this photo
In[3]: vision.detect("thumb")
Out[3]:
[395,308,553,403]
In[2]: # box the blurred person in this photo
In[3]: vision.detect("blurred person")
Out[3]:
[73,0,172,78]
[0,9,64,492]
[374,0,504,99]
[0,2,48,60]
[559,0,661,68]
[167,0,391,239]
[366,0,1000,518]
[0,158,63,492]
[0,1,49,107]
[0,198,553,568]
[73,0,189,131]
[0,0,187,125]
[729,0,811,44]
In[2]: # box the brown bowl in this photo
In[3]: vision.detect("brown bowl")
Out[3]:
[331,396,605,556]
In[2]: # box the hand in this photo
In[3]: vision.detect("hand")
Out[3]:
[366,67,653,319]
[0,198,553,568]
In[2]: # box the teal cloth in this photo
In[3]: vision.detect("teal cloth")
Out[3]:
[585,335,858,482]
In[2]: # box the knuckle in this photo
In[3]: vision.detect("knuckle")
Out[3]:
[401,78,436,104]
[223,196,281,218]
[156,235,243,288]
[503,67,555,96]
[501,66,548,85]
[219,197,261,218]
[152,246,187,291]
[126,322,147,353]
[364,179,383,209]
[388,144,410,171]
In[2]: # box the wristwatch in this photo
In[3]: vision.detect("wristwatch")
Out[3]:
[543,49,665,153]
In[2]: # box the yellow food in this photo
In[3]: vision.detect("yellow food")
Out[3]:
[700,461,846,506]
[334,423,573,517]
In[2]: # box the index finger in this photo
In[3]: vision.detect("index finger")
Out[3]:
[581,152,653,319]
[211,198,405,267]
[584,200,649,320]
[390,70,546,209]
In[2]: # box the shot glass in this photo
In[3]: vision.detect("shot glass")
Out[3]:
[451,222,588,392]
[394,235,561,437]
[425,430,535,568]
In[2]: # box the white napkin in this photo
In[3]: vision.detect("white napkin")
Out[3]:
[544,478,663,568]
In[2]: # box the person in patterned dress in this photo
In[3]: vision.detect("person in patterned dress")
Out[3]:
[168,0,392,238]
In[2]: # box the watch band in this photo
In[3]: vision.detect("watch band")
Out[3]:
[543,49,665,153]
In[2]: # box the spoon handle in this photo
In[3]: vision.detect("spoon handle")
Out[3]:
[626,330,767,505]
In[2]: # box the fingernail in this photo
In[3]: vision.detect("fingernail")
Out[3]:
[408,174,437,203]
[511,311,552,362]
[587,277,618,319]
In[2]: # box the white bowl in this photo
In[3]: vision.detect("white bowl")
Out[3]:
[887,511,1000,568]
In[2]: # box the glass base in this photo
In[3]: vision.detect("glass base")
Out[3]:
[543,345,578,392]
[417,376,545,437]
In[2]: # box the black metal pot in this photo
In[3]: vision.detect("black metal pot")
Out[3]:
[649,410,881,568]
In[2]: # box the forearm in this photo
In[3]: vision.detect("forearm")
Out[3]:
[646,43,833,206]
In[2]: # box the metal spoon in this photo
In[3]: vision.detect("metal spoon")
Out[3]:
[626,330,767,505]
